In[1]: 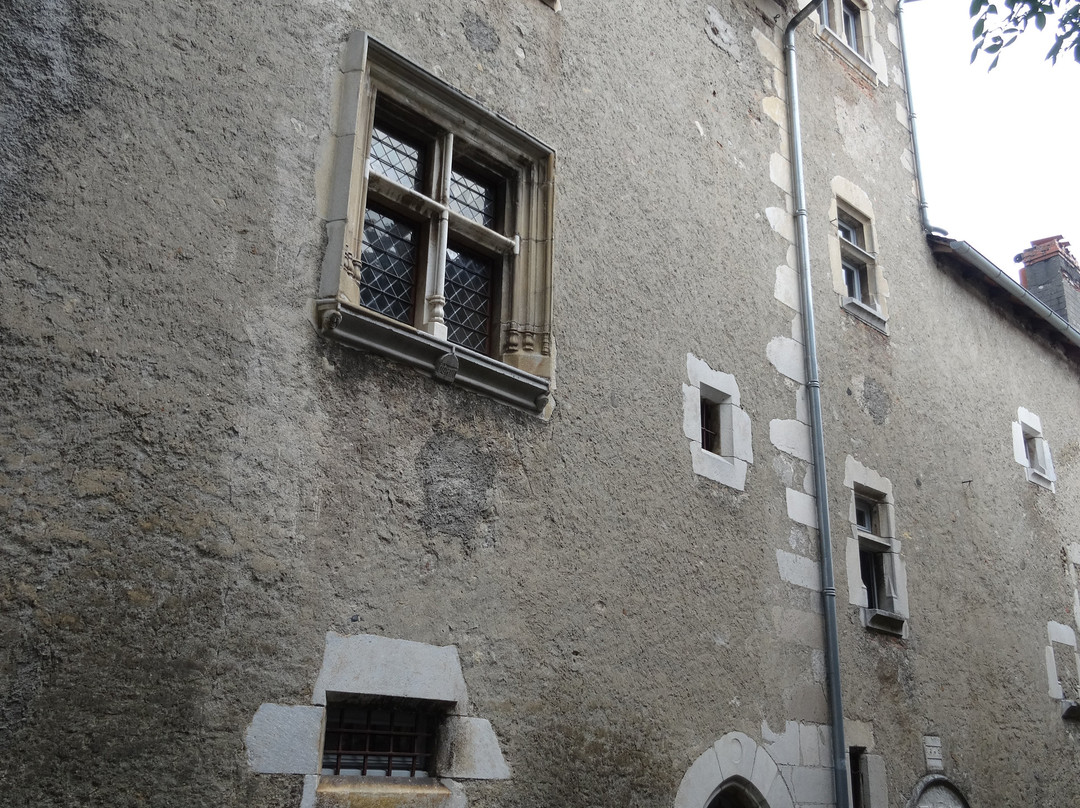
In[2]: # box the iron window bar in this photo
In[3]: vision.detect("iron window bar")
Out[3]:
[322,702,440,778]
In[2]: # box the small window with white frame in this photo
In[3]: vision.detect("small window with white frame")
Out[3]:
[683,354,753,492]
[831,194,889,334]
[844,458,908,636]
[1013,406,1056,491]
[317,33,556,414]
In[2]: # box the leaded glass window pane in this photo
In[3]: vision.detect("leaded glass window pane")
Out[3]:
[444,245,493,352]
[449,167,497,227]
[369,125,425,191]
[359,208,417,324]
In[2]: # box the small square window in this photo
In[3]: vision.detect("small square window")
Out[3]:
[321,697,445,778]
[1013,407,1056,491]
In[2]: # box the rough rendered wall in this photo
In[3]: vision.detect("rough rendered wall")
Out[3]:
[4,1,1080,807]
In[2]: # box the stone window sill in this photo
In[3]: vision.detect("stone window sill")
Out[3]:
[317,300,551,415]
[1025,466,1055,492]
[842,296,889,335]
[863,608,906,636]
[816,25,878,84]
[315,776,454,807]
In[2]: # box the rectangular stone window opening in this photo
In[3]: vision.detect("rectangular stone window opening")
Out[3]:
[699,386,733,458]
[318,33,556,414]
[849,747,867,808]
[1013,407,1056,491]
[859,547,887,611]
[321,695,448,778]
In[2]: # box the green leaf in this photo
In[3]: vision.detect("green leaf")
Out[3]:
[971,43,982,62]
[990,53,1001,69]
[973,17,986,36]
[969,0,987,14]
[1036,12,1047,28]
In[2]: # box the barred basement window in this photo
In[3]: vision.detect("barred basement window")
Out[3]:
[318,33,556,413]
[321,698,444,778]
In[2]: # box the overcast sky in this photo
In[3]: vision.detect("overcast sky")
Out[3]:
[901,1,1080,277]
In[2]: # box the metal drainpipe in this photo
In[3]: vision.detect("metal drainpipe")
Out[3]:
[782,6,850,808]
[896,0,948,236]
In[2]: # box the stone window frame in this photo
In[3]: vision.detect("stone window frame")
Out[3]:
[844,457,908,637]
[1012,406,1056,492]
[683,354,753,492]
[317,32,556,415]
[814,0,887,84]
[1044,621,1080,719]
[829,182,889,335]
[245,633,510,807]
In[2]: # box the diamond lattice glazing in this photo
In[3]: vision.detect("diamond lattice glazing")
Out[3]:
[449,168,496,227]
[444,245,493,352]
[369,126,424,191]
[359,209,417,323]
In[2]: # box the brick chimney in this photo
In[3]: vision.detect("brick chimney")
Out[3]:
[1016,236,1080,324]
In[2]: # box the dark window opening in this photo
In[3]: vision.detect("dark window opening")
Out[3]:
[849,747,867,808]
[701,397,723,454]
[321,698,444,778]
[859,548,886,611]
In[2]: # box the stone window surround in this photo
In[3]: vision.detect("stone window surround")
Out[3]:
[908,776,972,808]
[843,457,908,637]
[829,181,889,335]
[1012,406,1056,492]
[245,633,510,808]
[683,353,753,491]
[812,0,888,85]
[316,32,556,415]
[1044,620,1080,719]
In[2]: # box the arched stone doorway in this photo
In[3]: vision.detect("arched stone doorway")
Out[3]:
[674,732,795,808]
[908,775,970,808]
[706,776,770,808]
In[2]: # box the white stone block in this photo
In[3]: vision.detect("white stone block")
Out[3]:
[692,448,748,491]
[765,772,797,808]
[770,152,792,195]
[674,745,723,808]
[844,720,874,751]
[687,353,740,403]
[762,720,801,765]
[751,744,780,798]
[774,264,800,312]
[1047,645,1064,700]
[763,96,787,129]
[683,384,700,441]
[770,419,812,462]
[714,732,757,783]
[312,633,469,708]
[786,488,818,529]
[1012,421,1028,466]
[866,753,888,806]
[776,550,821,592]
[843,456,892,496]
[752,26,784,68]
[1018,406,1042,433]
[300,775,318,808]
[795,385,809,425]
[732,406,753,463]
[846,537,865,607]
[792,764,833,804]
[245,704,324,774]
[799,724,819,766]
[436,716,510,780]
[1049,621,1077,647]
[766,206,796,244]
[767,337,805,384]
